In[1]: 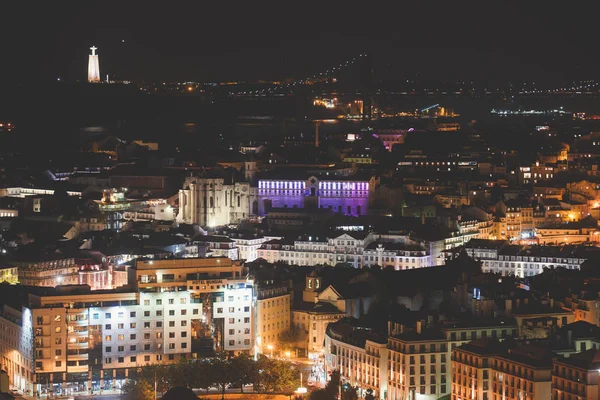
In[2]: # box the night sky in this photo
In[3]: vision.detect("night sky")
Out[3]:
[2,2,598,83]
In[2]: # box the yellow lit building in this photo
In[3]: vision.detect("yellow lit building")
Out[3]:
[552,350,600,400]
[255,282,292,356]
[452,340,553,400]
[0,265,18,284]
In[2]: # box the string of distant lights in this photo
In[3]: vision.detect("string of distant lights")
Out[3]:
[228,53,368,96]
[519,80,599,94]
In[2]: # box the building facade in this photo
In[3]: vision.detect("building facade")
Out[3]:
[0,257,256,394]
[257,233,432,269]
[177,177,252,228]
[257,175,375,217]
[254,283,292,356]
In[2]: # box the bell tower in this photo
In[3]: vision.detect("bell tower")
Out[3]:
[303,269,322,302]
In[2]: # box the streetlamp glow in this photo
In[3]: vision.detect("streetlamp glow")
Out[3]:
[267,344,273,357]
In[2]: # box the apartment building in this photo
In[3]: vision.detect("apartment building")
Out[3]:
[324,319,388,399]
[385,317,519,400]
[254,282,292,355]
[451,339,502,400]
[491,347,552,400]
[552,349,600,400]
[129,257,254,354]
[387,326,448,400]
[452,339,553,400]
[0,303,33,394]
[467,243,589,278]
[0,257,257,394]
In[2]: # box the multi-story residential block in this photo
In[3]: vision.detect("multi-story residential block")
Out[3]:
[254,281,292,356]
[324,319,388,399]
[0,303,33,394]
[552,349,600,400]
[491,346,553,399]
[387,324,449,400]
[452,339,553,400]
[451,339,503,400]
[0,256,256,394]
[129,257,254,354]
[325,317,519,400]
[467,243,590,278]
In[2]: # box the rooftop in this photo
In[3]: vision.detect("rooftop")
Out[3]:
[555,349,600,371]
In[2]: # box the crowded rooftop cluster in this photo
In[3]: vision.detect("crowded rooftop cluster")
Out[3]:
[3,98,600,399]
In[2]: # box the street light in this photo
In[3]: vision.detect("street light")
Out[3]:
[285,351,291,359]
[267,344,273,358]
[295,372,307,397]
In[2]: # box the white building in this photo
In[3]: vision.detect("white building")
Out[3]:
[177,176,253,228]
[324,319,388,399]
[256,232,432,269]
[0,304,33,394]
[213,284,253,352]
[466,242,588,278]
[230,234,272,262]
[0,257,256,394]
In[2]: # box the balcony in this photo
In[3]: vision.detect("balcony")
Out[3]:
[68,329,88,336]
[67,341,89,349]
[67,365,89,373]
[67,353,89,361]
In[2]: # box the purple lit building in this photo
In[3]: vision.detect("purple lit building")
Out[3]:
[257,175,374,216]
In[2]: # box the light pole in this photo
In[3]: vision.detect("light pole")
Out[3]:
[154,367,157,400]
[295,371,307,398]
[267,344,273,358]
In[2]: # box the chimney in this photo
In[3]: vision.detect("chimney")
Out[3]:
[505,299,513,315]
[550,298,554,308]
[567,330,573,347]
[421,209,425,225]
[315,121,320,148]
[416,320,424,334]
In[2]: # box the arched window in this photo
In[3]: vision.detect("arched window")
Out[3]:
[209,197,214,208]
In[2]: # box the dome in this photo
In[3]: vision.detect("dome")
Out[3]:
[162,386,197,400]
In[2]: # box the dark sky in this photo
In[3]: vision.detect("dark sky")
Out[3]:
[1,2,598,83]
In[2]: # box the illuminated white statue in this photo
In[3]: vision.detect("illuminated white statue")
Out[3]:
[88,46,100,83]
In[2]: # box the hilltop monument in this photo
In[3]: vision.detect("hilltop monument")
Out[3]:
[88,46,100,83]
